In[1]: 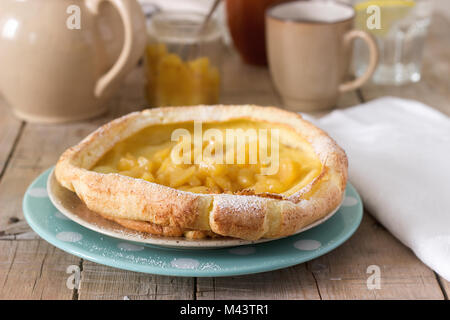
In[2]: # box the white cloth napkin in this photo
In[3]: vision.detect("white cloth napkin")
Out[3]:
[306,97,450,280]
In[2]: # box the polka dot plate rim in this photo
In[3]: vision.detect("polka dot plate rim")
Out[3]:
[23,168,363,277]
[45,168,344,249]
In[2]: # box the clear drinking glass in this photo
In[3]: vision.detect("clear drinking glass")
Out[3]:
[352,0,433,85]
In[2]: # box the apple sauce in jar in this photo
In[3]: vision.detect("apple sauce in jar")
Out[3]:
[145,11,222,107]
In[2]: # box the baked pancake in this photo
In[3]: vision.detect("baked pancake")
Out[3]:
[55,105,347,240]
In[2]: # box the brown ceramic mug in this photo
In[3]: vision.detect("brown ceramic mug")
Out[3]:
[266,0,378,111]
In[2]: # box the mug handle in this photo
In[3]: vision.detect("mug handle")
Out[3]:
[86,0,134,98]
[339,30,378,93]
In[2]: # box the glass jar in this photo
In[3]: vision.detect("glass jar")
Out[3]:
[352,0,433,85]
[145,11,222,107]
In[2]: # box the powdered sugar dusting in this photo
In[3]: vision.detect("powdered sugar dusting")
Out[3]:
[117,242,145,251]
[199,262,222,271]
[214,193,270,214]
[86,243,170,268]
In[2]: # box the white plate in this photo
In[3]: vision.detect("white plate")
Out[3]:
[47,169,341,249]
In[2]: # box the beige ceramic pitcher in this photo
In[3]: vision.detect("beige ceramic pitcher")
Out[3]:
[0,0,146,123]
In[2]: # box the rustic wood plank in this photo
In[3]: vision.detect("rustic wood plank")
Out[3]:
[0,240,79,299]
[0,121,100,231]
[307,213,445,300]
[0,97,23,176]
[220,48,282,106]
[439,278,450,299]
[436,273,450,300]
[434,0,450,20]
[78,260,194,300]
[0,220,35,240]
[360,13,450,116]
[196,264,321,300]
[196,212,444,300]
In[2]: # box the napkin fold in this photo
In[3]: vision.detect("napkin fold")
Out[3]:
[307,97,450,280]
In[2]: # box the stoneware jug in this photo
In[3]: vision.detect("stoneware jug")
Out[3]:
[0,0,147,123]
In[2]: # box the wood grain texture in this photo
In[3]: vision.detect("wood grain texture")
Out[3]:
[0,122,99,231]
[0,98,23,176]
[197,264,321,300]
[79,260,194,300]
[220,48,282,106]
[0,240,79,299]
[439,278,450,299]
[307,213,445,300]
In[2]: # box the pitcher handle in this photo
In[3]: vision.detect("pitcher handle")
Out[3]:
[86,0,135,98]
[339,30,379,93]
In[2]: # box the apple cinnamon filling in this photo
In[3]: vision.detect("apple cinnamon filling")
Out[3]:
[91,120,322,196]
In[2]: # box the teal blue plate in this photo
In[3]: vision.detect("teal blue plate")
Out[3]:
[23,168,363,277]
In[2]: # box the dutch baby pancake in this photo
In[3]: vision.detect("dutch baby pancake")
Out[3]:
[55,105,347,240]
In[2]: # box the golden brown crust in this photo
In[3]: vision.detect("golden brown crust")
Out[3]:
[96,212,216,239]
[55,105,348,240]
[97,212,185,237]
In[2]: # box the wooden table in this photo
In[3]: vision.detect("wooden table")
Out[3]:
[0,10,449,300]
